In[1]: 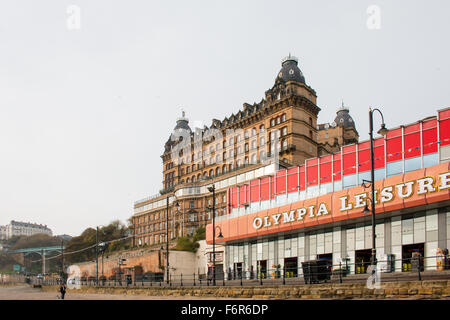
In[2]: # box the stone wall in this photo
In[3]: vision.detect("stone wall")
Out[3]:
[42,280,450,299]
[73,241,208,279]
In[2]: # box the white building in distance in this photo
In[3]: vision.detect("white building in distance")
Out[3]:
[1,220,52,240]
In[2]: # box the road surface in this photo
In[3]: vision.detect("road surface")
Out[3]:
[0,285,246,300]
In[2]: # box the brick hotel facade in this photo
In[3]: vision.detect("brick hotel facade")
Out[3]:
[131,55,357,252]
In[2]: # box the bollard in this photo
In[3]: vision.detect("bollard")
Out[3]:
[223,276,225,287]
[193,273,196,286]
[180,273,183,287]
[240,272,243,286]
[339,261,342,283]
[418,257,422,281]
[283,266,286,285]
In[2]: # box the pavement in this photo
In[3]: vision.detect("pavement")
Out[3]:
[0,285,246,300]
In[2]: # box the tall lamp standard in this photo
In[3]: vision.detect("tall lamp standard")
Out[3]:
[362,107,388,269]
[207,184,224,286]
[166,195,180,284]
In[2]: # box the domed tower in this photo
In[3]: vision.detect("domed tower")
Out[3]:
[162,110,193,191]
[264,54,321,166]
[317,102,359,155]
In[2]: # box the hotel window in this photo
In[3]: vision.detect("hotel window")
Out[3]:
[251,154,257,164]
[216,167,220,175]
[209,146,214,153]
[276,117,280,125]
[186,178,190,183]
[229,163,234,170]
[209,169,214,176]
[245,143,249,152]
[186,166,190,173]
[270,131,275,141]
[222,164,227,173]
[216,154,221,163]
[281,127,288,136]
[229,149,234,157]
[245,157,249,164]
[244,130,249,139]
[237,146,242,154]
[259,124,265,132]
[229,138,234,146]
[251,140,257,150]
[237,159,242,167]
[260,136,265,145]
[210,157,214,164]
[223,152,227,160]
[192,176,196,182]
[270,119,275,127]
[281,114,286,122]
[223,140,227,148]
[282,139,288,149]
[216,143,221,150]
[252,128,257,136]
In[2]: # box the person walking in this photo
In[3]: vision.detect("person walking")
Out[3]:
[59,283,66,300]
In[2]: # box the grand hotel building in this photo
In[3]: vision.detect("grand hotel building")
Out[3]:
[132,55,450,277]
[131,55,357,247]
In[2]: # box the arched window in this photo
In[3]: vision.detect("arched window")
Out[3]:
[197,173,201,180]
[245,157,249,165]
[251,154,257,164]
[281,114,286,122]
[252,128,257,136]
[282,139,288,149]
[192,164,196,171]
[222,164,227,173]
[192,176,196,182]
[209,169,214,177]
[276,116,280,125]
[215,167,220,176]
[259,124,265,132]
[186,178,190,183]
[251,140,257,150]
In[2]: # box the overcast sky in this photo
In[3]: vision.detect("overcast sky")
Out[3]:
[0,1,449,236]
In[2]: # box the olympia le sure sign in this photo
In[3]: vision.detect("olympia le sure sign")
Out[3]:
[252,171,450,230]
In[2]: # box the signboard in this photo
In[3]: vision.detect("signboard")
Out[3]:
[13,264,20,272]
[207,252,224,264]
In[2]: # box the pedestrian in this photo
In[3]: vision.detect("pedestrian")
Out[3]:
[59,283,66,300]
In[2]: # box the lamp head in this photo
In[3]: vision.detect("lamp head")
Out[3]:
[207,185,215,192]
[377,123,388,136]
[363,204,371,215]
[217,232,223,239]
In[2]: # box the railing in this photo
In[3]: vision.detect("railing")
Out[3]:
[27,254,450,288]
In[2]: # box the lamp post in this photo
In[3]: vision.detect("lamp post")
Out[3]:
[207,184,224,286]
[96,226,99,286]
[362,107,388,269]
[166,195,180,284]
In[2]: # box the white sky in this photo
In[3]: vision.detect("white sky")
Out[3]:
[0,1,449,236]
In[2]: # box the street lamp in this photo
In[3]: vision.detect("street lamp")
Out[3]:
[207,184,221,285]
[166,195,180,284]
[362,107,388,269]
